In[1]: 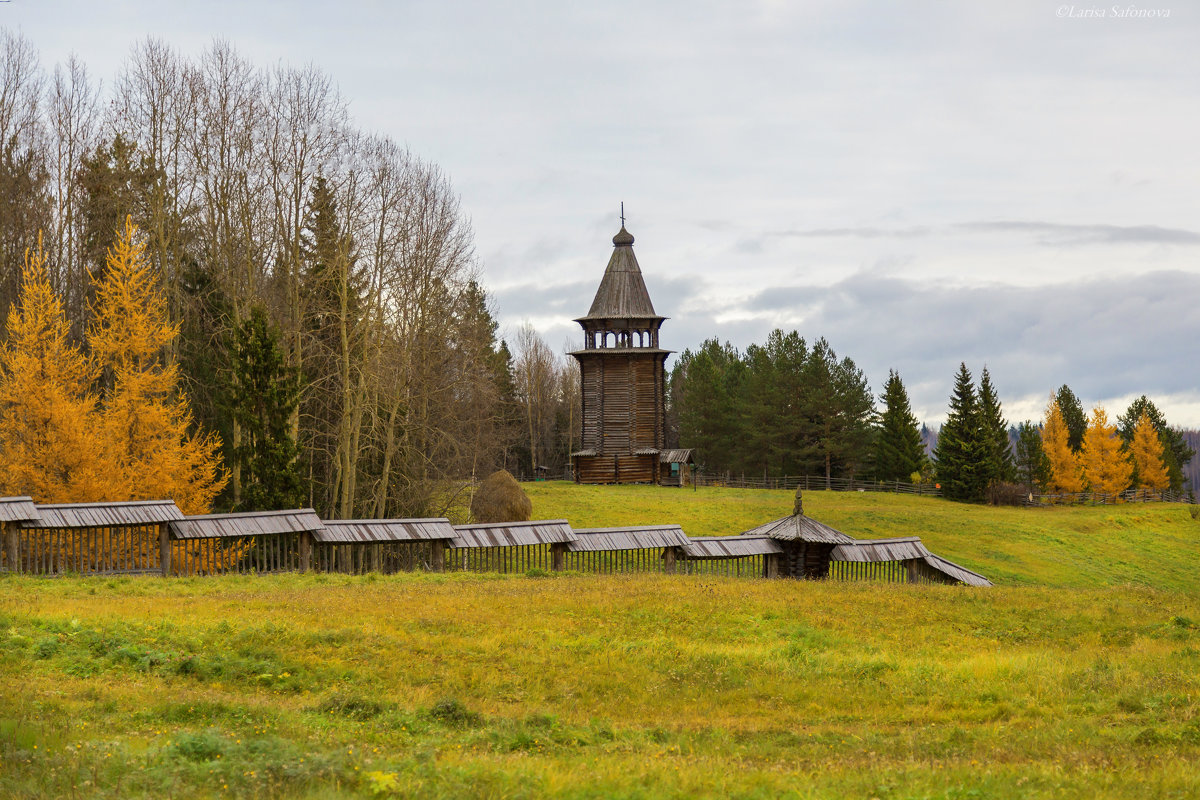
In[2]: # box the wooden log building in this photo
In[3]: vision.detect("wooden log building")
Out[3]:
[571,222,677,484]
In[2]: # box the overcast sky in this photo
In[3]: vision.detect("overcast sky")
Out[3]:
[8,1,1199,426]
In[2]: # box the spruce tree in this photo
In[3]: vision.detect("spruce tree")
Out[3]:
[1116,396,1194,493]
[230,305,305,511]
[1055,385,1087,452]
[1014,421,1050,493]
[874,369,927,482]
[934,363,987,501]
[798,339,874,485]
[298,175,363,515]
[672,339,745,475]
[978,367,1015,487]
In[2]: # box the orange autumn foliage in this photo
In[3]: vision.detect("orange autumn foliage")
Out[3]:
[87,218,227,514]
[0,221,226,519]
[0,237,119,502]
[1041,397,1083,494]
[1128,410,1170,491]
[1079,406,1132,497]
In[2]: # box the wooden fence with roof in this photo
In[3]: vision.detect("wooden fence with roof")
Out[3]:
[0,495,992,587]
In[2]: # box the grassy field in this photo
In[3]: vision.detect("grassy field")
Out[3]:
[1,486,1199,798]
[525,482,1200,591]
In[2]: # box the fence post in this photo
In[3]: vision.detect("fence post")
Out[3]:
[663,547,677,575]
[299,531,312,572]
[551,543,566,572]
[159,522,171,577]
[431,540,446,573]
[4,521,18,573]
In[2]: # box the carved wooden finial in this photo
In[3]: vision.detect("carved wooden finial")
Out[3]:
[793,488,804,517]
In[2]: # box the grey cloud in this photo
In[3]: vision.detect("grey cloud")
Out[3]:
[737,221,1200,250]
[492,279,596,321]
[688,270,1200,424]
[491,273,705,329]
[955,221,1200,246]
[776,226,933,239]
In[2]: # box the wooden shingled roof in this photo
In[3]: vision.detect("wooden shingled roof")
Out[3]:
[830,537,993,587]
[318,518,456,543]
[830,537,931,563]
[28,500,184,528]
[741,514,854,545]
[922,554,993,587]
[0,496,40,523]
[449,520,576,548]
[170,509,324,540]
[575,227,663,321]
[682,535,784,559]
[569,525,691,552]
[659,449,694,464]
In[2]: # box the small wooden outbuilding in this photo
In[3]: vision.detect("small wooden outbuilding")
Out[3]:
[738,492,853,579]
[659,449,696,487]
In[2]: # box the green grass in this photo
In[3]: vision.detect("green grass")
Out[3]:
[1,487,1199,798]
[525,481,1200,591]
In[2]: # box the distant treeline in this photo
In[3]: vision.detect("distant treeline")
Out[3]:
[667,333,1195,501]
[667,331,879,482]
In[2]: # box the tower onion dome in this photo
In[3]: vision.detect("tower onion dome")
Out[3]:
[577,226,662,321]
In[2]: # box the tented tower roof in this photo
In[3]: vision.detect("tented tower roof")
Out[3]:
[575,227,662,322]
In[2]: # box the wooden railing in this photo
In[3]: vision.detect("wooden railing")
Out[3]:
[1025,488,1194,506]
[694,474,942,495]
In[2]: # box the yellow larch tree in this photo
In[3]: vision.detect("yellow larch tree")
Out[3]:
[1079,406,1133,498]
[1041,396,1083,493]
[1128,410,1170,491]
[0,236,118,503]
[88,217,227,514]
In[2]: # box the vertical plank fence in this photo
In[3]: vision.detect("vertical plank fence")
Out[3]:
[0,499,992,587]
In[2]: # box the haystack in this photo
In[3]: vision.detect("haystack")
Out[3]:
[470,469,532,523]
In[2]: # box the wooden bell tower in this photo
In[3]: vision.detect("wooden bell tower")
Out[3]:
[570,221,670,484]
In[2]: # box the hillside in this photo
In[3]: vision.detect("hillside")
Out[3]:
[2,485,1199,798]
[525,482,1200,593]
